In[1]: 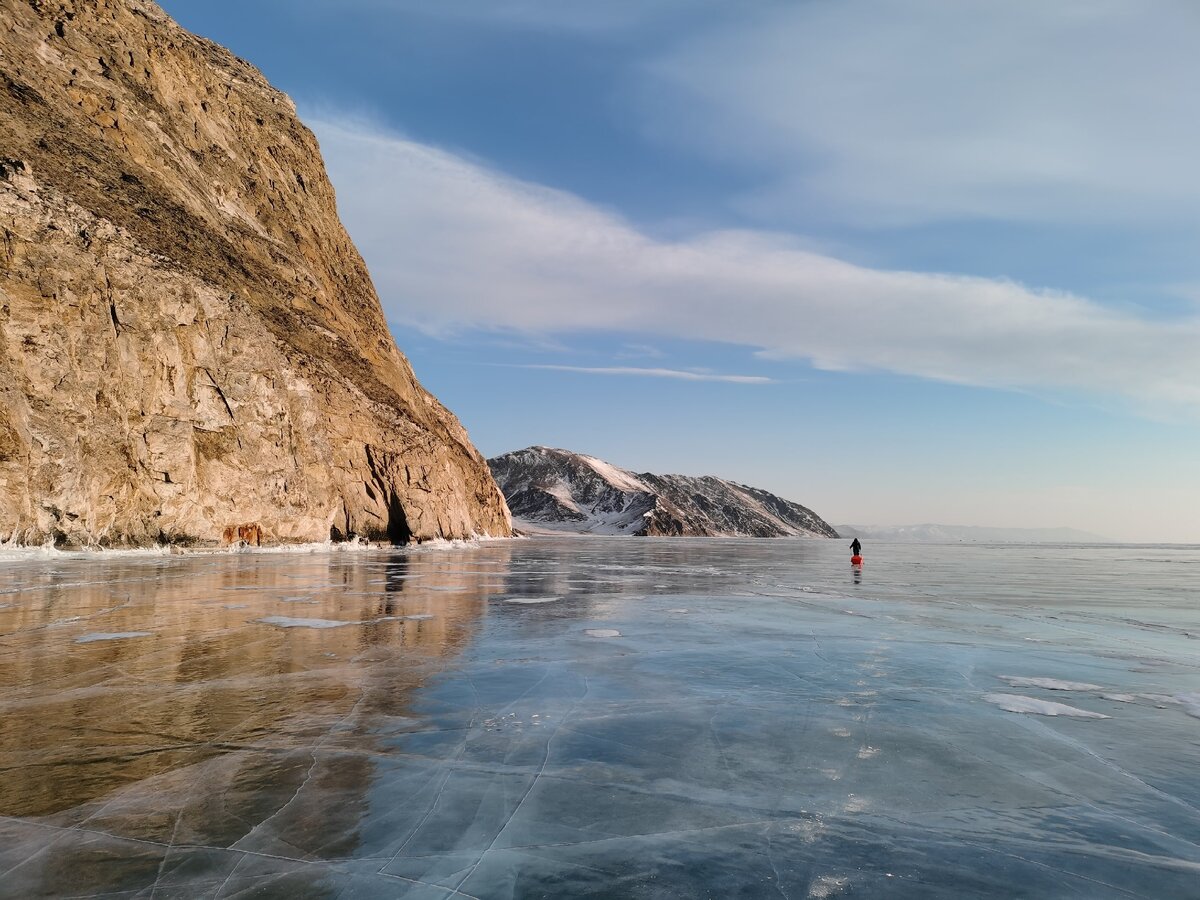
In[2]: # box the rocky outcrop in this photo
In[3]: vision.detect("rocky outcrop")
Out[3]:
[489,446,837,538]
[0,0,511,546]
[490,446,658,535]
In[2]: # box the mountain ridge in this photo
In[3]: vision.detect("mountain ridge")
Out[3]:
[489,446,837,538]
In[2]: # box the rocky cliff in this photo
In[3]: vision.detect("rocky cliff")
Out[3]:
[489,446,837,538]
[0,0,511,546]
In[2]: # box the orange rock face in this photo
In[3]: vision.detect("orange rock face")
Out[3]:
[221,524,263,547]
[0,0,511,547]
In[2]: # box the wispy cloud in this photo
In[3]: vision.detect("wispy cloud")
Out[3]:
[515,365,773,384]
[302,0,723,33]
[636,0,1200,229]
[311,115,1200,416]
[615,343,665,360]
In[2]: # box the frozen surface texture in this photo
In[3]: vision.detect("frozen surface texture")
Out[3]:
[0,539,1198,898]
[0,0,510,547]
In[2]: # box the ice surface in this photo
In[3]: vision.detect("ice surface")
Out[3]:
[983,693,1111,718]
[998,676,1104,691]
[1176,692,1200,718]
[0,538,1198,897]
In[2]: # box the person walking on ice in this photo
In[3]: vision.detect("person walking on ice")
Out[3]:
[850,537,863,563]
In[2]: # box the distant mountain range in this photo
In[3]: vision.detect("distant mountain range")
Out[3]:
[837,524,1113,543]
[488,447,838,538]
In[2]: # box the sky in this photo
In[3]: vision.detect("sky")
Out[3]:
[161,0,1200,542]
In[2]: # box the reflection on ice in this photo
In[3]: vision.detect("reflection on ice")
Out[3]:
[0,537,1198,897]
[73,631,154,643]
[256,615,368,629]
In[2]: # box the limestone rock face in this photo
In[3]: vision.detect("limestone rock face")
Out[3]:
[0,0,511,546]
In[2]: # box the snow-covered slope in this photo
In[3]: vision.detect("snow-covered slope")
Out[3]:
[488,447,838,538]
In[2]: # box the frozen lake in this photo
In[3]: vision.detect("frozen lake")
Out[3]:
[1,537,1198,898]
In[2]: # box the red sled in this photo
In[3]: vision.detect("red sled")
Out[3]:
[851,555,863,565]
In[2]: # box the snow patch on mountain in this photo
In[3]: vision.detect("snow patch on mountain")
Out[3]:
[578,455,651,494]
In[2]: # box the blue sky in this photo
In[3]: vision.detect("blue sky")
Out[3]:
[163,0,1200,541]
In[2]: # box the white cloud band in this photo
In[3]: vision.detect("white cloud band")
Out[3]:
[312,116,1200,414]
[515,365,773,384]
